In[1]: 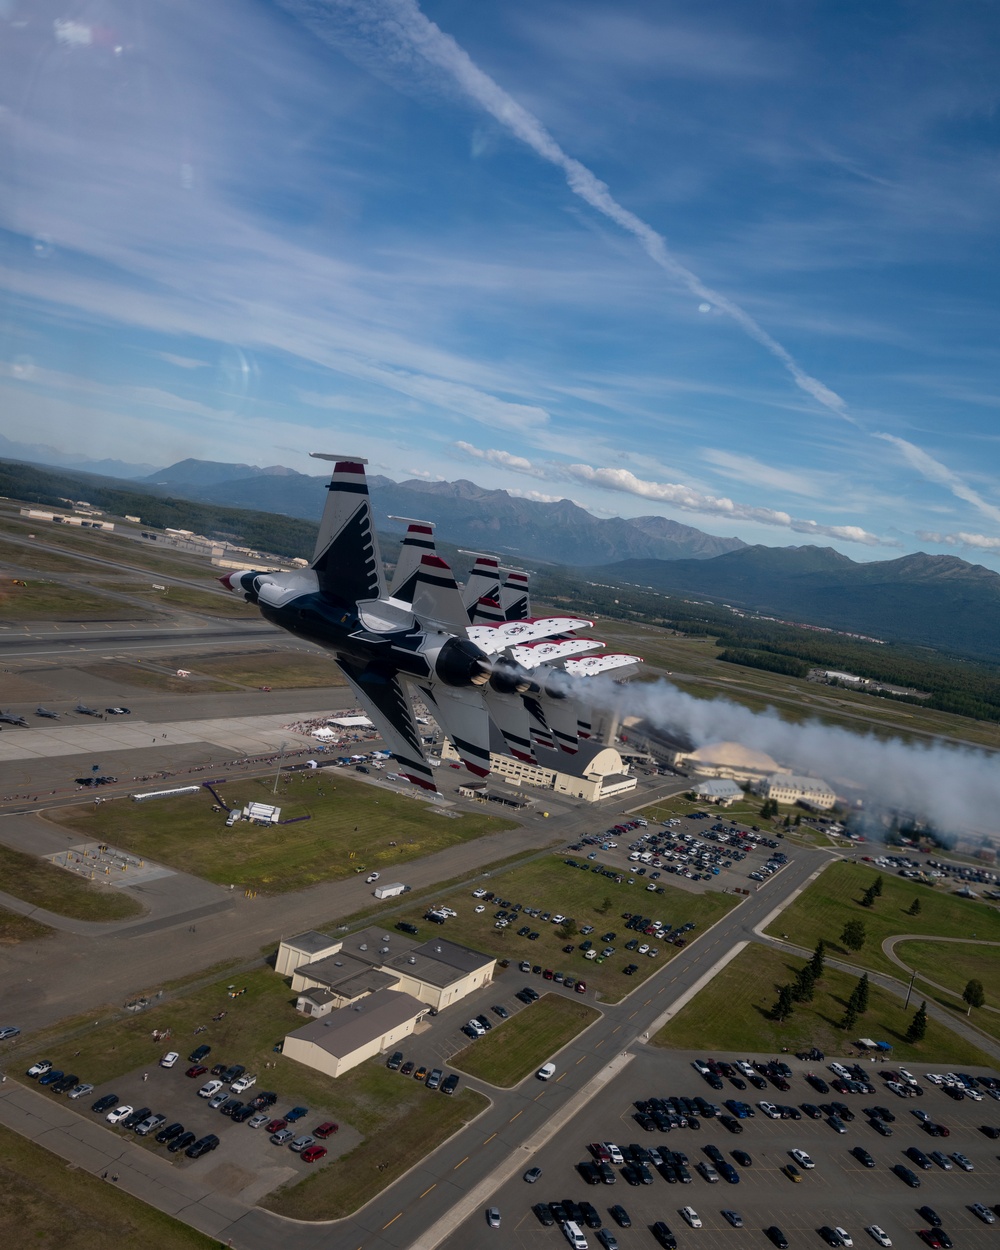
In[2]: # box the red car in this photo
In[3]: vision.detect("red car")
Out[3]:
[265,1118,287,1134]
[300,1145,327,1163]
[314,1122,339,1139]
[575,980,587,994]
[186,1065,209,1078]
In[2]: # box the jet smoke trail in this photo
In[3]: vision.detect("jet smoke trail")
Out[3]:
[583,676,998,842]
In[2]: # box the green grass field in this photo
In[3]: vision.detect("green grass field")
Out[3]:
[6,963,488,1222]
[391,854,738,1004]
[450,993,600,1086]
[78,661,231,693]
[0,580,147,621]
[91,580,259,618]
[0,535,81,572]
[0,905,52,944]
[764,860,1000,981]
[48,774,514,894]
[0,844,143,922]
[173,649,346,689]
[892,939,1000,1035]
[653,942,996,1065]
[0,1124,217,1250]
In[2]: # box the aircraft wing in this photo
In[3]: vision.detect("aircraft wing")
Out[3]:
[418,683,492,778]
[563,653,643,677]
[508,637,603,669]
[334,658,436,791]
[468,615,593,655]
[483,688,535,762]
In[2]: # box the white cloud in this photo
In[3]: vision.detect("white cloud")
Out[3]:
[507,487,569,504]
[450,440,886,546]
[699,447,819,497]
[917,530,1000,552]
[876,434,1000,526]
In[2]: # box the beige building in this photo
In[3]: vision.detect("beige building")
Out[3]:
[282,989,427,1079]
[759,773,836,810]
[443,737,636,802]
[671,741,787,785]
[690,778,744,806]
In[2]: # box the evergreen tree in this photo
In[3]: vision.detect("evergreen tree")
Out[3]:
[856,972,870,1014]
[792,964,816,1003]
[809,939,826,980]
[963,979,986,1013]
[794,814,802,826]
[840,1003,859,1032]
[771,983,795,1022]
[873,875,884,897]
[907,898,921,916]
[861,884,877,908]
[841,919,867,950]
[906,1000,928,1043]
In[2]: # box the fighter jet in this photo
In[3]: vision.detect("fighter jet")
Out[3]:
[35,706,61,719]
[220,456,641,790]
[75,703,101,716]
[0,710,29,727]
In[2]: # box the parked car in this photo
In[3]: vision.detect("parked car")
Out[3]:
[186,1134,220,1158]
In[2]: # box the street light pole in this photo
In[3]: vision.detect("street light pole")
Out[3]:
[272,741,289,795]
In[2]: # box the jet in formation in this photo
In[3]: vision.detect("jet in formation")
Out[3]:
[0,710,29,727]
[221,455,642,791]
[35,707,60,719]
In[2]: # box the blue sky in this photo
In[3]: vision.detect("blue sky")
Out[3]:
[2,0,1000,565]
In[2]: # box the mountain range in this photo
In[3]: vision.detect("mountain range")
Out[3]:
[0,432,160,479]
[138,458,747,565]
[600,546,1000,660]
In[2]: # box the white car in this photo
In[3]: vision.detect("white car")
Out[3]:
[964,1086,983,1100]
[759,1101,781,1119]
[231,1073,256,1094]
[681,1207,702,1228]
[924,1073,944,1085]
[866,1227,892,1248]
[106,1104,133,1124]
[898,1068,919,1085]
[537,1062,556,1081]
[366,873,379,883]
[834,1229,853,1247]
[474,904,485,913]
[790,1150,815,1169]
[472,887,487,898]
[198,1079,224,1098]
[467,1019,486,1037]
[27,1060,52,1077]
[160,1051,179,1068]
[439,907,457,918]
[830,1062,851,1078]
[602,1142,624,1165]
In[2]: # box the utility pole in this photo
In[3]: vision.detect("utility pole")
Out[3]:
[904,967,917,1009]
[272,741,289,795]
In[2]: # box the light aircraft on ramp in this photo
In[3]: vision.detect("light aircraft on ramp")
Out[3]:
[0,710,29,727]
[220,455,642,791]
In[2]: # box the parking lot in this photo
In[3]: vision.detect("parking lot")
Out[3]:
[440,1048,1000,1250]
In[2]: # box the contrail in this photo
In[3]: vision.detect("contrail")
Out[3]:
[583,675,999,842]
[280,0,855,424]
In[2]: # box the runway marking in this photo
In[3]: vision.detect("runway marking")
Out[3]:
[576,1055,586,1065]
[556,1073,566,1082]
[534,1092,545,1101]
[419,1183,436,1198]
[382,1212,403,1228]
[509,1110,523,1122]
[644,997,653,1005]
[453,1156,468,1169]
[611,1025,621,1034]
[658,987,665,994]
[595,1038,605,1047]
[483,1132,497,1144]
[628,1011,638,1019]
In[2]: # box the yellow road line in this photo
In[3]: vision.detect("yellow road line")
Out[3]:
[382,1212,402,1229]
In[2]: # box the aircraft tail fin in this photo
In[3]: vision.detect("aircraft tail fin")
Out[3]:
[309,455,386,605]
[499,568,531,621]
[411,554,469,633]
[469,595,504,627]
[388,517,436,606]
[461,553,502,615]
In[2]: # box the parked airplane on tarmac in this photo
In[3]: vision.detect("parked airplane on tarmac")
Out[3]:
[0,710,29,727]
[35,707,60,719]
[75,703,101,717]
[221,455,642,791]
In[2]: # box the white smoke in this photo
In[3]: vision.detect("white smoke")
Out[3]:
[583,676,1000,840]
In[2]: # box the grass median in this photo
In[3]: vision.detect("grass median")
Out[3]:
[763,859,1000,981]
[0,1124,217,1250]
[47,773,514,894]
[390,854,738,1004]
[0,844,143,922]
[652,942,996,1066]
[450,993,600,1086]
[0,905,52,943]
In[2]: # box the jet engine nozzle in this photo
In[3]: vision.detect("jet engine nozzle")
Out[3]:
[434,637,493,687]
[489,658,531,695]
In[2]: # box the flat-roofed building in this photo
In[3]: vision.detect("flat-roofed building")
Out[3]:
[283,989,427,1079]
[759,773,836,810]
